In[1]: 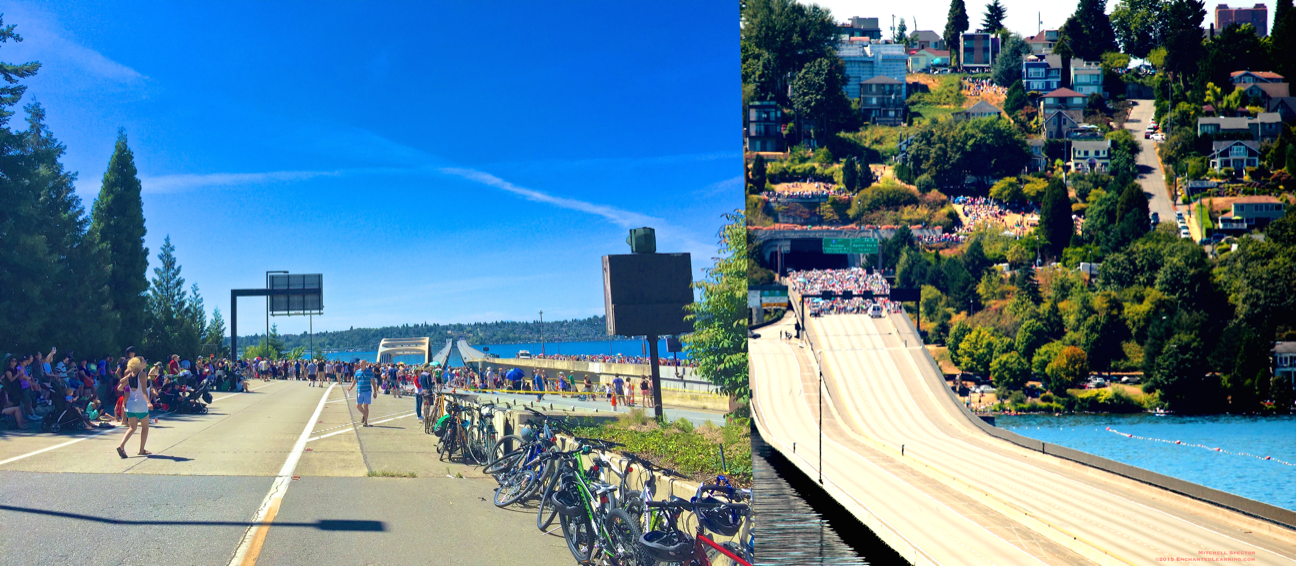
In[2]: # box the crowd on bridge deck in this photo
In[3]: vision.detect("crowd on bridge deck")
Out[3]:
[787,267,891,296]
[806,296,904,316]
[532,353,694,367]
[918,233,967,244]
[953,196,1039,237]
[962,76,1006,97]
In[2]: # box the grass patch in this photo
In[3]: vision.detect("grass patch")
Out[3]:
[908,103,957,125]
[367,470,418,478]
[574,409,752,487]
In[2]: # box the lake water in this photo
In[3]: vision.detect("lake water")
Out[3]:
[323,338,688,365]
[751,429,886,565]
[998,413,1296,511]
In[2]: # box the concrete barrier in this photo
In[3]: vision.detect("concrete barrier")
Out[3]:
[889,313,1296,533]
[475,359,728,412]
[467,398,749,549]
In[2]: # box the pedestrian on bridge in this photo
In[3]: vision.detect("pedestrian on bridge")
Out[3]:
[116,356,153,459]
[349,360,374,427]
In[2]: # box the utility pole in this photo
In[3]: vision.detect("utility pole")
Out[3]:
[539,310,545,357]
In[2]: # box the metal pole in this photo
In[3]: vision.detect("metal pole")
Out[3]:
[818,351,824,485]
[648,333,664,422]
[310,314,313,359]
[539,310,545,357]
[230,290,238,360]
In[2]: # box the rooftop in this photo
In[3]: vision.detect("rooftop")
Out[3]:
[1274,342,1296,355]
[1231,70,1284,80]
[964,100,1002,114]
[1072,140,1111,151]
[861,75,904,85]
[1230,195,1282,204]
[913,30,942,42]
[1242,83,1292,98]
[1210,140,1261,151]
[1042,87,1084,98]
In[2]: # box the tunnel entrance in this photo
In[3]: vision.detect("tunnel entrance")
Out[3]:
[779,239,848,274]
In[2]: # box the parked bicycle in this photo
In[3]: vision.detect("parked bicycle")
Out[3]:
[544,437,651,566]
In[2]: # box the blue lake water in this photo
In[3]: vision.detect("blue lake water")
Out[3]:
[997,413,1296,511]
[323,338,687,365]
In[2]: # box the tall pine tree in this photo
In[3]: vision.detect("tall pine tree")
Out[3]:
[22,102,116,356]
[0,18,49,354]
[143,236,208,361]
[89,130,150,354]
[945,0,970,69]
[1271,0,1296,80]
[1058,0,1119,62]
[1039,177,1073,259]
[980,0,1007,33]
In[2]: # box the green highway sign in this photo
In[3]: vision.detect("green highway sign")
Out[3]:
[822,238,879,254]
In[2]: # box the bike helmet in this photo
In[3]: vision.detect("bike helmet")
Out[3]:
[695,497,744,537]
[519,424,536,443]
[550,487,584,517]
[638,529,693,562]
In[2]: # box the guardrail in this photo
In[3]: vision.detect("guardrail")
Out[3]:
[887,313,1296,533]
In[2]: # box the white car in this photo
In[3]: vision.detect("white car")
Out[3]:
[1180,228,1192,239]
[1151,133,1166,142]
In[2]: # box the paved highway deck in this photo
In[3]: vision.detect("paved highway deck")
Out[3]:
[0,381,573,566]
[752,313,1296,565]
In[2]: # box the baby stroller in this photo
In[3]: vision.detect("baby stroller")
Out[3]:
[172,373,212,414]
[41,404,89,433]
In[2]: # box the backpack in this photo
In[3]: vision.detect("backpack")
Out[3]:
[432,415,452,437]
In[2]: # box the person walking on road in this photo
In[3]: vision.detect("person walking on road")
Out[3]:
[116,356,153,458]
[349,360,374,427]
[416,367,433,419]
[306,360,318,387]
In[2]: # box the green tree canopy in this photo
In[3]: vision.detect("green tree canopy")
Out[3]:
[741,0,840,101]
[790,58,855,143]
[1110,0,1167,58]
[683,212,749,404]
[980,0,1007,33]
[1038,177,1073,259]
[1046,345,1089,394]
[945,0,970,68]
[89,130,150,353]
[991,34,1031,87]
[1003,80,1027,115]
[990,351,1030,391]
[1057,0,1119,62]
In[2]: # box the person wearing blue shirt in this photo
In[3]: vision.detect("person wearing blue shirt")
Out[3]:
[348,360,375,426]
[533,371,545,401]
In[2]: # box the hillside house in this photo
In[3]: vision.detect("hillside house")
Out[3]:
[909,48,950,72]
[1026,29,1060,54]
[1070,139,1111,173]
[953,100,1003,122]
[1218,195,1285,231]
[859,76,907,125]
[1022,54,1063,93]
[1238,82,1290,106]
[747,100,783,153]
[1230,70,1284,84]
[960,32,999,69]
[1071,60,1104,97]
[912,30,945,51]
[1196,113,1282,141]
[1207,140,1261,172]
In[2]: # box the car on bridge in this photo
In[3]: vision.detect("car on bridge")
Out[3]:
[516,350,532,359]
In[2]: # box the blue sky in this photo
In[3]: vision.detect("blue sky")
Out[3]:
[4,1,740,336]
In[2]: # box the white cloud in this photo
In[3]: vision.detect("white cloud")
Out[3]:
[140,170,341,193]
[437,167,661,229]
[4,4,144,84]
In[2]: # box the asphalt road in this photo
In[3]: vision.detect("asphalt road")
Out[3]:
[0,380,575,566]
[1125,99,1181,224]
[751,313,1296,565]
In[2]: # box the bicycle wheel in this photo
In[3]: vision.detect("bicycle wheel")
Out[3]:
[493,468,536,507]
[483,436,527,476]
[536,463,567,531]
[604,507,650,566]
[560,506,595,563]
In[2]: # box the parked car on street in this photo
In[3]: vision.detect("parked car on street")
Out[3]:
[1151,133,1166,142]
[1120,376,1142,385]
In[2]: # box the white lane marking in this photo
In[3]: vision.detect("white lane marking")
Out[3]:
[226,383,334,566]
[306,412,417,442]
[0,427,118,467]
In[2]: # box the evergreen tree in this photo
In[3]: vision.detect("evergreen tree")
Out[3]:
[1270,2,1296,89]
[980,0,1007,33]
[858,159,876,189]
[1162,0,1207,89]
[0,20,49,354]
[842,155,859,192]
[1015,266,1041,303]
[944,0,970,69]
[962,239,990,279]
[89,130,149,353]
[895,18,909,45]
[748,154,767,194]
[143,236,199,361]
[206,307,228,357]
[1058,0,1119,62]
[1039,178,1073,259]
[22,102,116,356]
[1004,80,1027,115]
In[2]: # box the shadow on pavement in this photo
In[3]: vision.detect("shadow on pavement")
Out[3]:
[0,504,386,531]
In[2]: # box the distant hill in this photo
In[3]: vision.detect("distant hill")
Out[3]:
[233,315,627,352]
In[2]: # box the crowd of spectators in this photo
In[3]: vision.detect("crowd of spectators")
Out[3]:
[787,268,891,296]
[806,296,903,316]
[962,77,1006,97]
[918,232,967,244]
[763,188,848,202]
[532,353,694,367]
[953,196,1038,236]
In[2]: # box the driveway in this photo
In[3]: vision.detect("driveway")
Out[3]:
[1123,100,1179,223]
